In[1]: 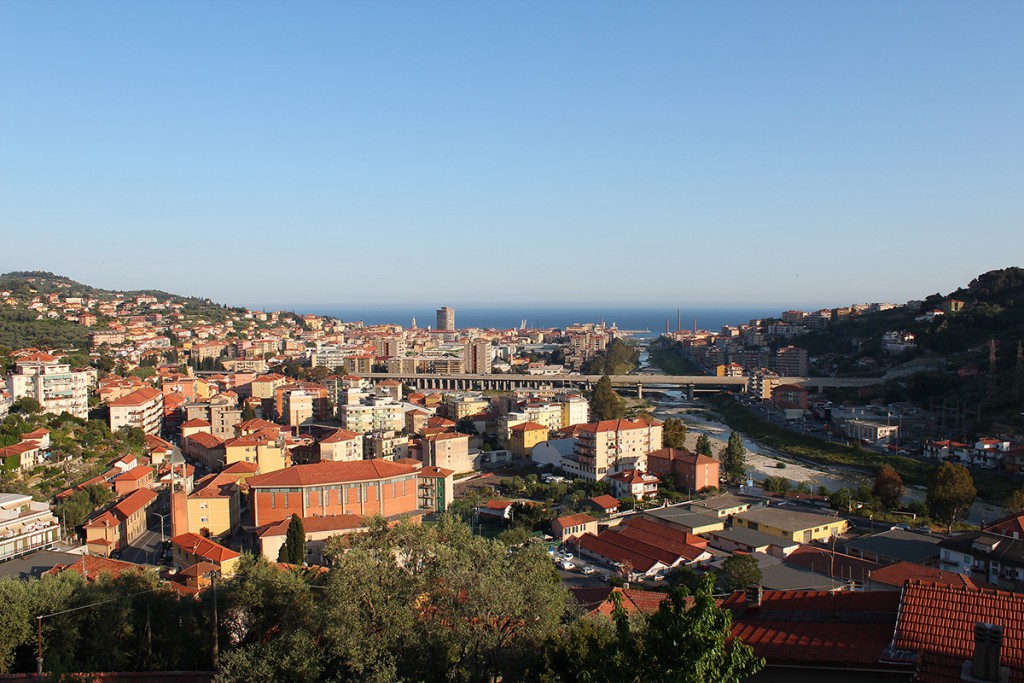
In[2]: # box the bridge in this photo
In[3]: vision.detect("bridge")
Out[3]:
[360,372,882,398]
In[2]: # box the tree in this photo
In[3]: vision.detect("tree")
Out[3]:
[695,433,713,458]
[761,476,791,495]
[926,462,977,531]
[590,375,625,421]
[717,554,762,593]
[9,397,41,415]
[873,464,904,511]
[241,403,257,421]
[1003,489,1024,514]
[829,487,854,512]
[663,417,687,449]
[278,514,306,565]
[719,432,746,484]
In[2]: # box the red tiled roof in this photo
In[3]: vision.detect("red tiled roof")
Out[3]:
[570,586,669,616]
[868,561,979,589]
[892,581,1024,682]
[248,458,417,488]
[553,513,597,530]
[221,461,259,474]
[783,544,882,583]
[419,465,454,478]
[45,555,148,582]
[577,418,663,433]
[182,418,212,428]
[261,514,367,537]
[108,386,163,407]
[484,499,514,510]
[112,465,154,483]
[647,447,717,466]
[724,589,902,668]
[114,488,158,517]
[170,532,240,564]
[189,473,238,499]
[588,494,621,510]
[183,432,223,449]
[510,421,548,432]
[321,428,360,443]
[982,512,1024,539]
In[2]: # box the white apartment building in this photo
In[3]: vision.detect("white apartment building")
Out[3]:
[572,418,663,482]
[339,397,404,435]
[8,353,91,419]
[463,340,492,374]
[108,387,165,435]
[0,493,62,561]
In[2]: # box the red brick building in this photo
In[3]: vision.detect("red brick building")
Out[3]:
[646,448,720,492]
[248,458,420,527]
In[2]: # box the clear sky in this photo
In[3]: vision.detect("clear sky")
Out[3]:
[1,2,1022,310]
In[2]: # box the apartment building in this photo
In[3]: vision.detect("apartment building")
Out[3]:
[7,353,90,419]
[339,397,403,434]
[319,428,363,462]
[420,432,475,473]
[0,493,62,561]
[436,306,455,331]
[185,394,242,440]
[463,339,492,374]
[108,387,165,435]
[572,418,663,482]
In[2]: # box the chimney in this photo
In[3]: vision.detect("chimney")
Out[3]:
[967,622,1004,683]
[745,584,763,614]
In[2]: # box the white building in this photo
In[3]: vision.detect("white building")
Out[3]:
[7,353,90,419]
[108,387,164,435]
[0,493,62,561]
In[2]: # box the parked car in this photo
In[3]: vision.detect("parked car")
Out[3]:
[559,560,575,571]
[581,565,596,575]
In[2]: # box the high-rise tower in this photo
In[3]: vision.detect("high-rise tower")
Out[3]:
[436,306,455,331]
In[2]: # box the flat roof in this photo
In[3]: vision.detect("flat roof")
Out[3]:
[710,526,796,549]
[842,529,942,563]
[734,506,847,533]
[642,506,724,530]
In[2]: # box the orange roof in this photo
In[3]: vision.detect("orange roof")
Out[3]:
[868,561,978,589]
[260,514,367,537]
[510,421,548,432]
[554,513,597,529]
[108,386,163,407]
[189,473,239,499]
[184,432,224,449]
[44,555,148,582]
[248,458,418,488]
[222,461,259,474]
[419,465,454,478]
[112,465,154,482]
[588,494,621,510]
[181,418,212,428]
[321,428,360,443]
[577,418,663,433]
[893,581,1024,682]
[170,532,240,564]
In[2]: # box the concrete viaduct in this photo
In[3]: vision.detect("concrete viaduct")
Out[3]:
[359,372,881,399]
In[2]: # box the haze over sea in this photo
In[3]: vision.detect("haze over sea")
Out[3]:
[274,305,782,334]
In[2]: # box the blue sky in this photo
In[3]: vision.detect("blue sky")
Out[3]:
[1,2,1021,310]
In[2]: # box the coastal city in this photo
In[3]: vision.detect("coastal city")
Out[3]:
[1,268,1024,681]
[4,2,1022,681]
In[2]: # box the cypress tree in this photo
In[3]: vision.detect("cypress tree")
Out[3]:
[278,514,306,565]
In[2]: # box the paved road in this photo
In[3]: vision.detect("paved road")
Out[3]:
[120,525,165,565]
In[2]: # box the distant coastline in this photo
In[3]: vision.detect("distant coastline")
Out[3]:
[262,305,783,333]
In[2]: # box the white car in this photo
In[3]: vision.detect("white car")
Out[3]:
[581,565,596,575]
[561,552,573,561]
[559,560,575,571]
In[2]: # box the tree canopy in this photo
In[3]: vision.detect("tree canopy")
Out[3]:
[926,462,976,530]
[663,417,687,449]
[873,464,904,511]
[590,375,625,421]
[719,432,746,484]
[695,433,714,458]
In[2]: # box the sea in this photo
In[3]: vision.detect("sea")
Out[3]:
[268,305,784,336]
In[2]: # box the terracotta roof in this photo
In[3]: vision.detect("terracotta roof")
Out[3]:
[181,418,212,428]
[108,386,163,407]
[553,513,597,529]
[419,465,454,478]
[484,499,514,510]
[723,589,902,669]
[982,512,1024,539]
[183,432,223,449]
[189,473,238,499]
[248,458,418,488]
[570,586,668,616]
[782,544,882,583]
[113,487,158,518]
[577,418,663,433]
[868,561,979,589]
[112,465,154,483]
[510,421,548,432]
[44,555,150,582]
[170,533,240,564]
[321,428,360,443]
[587,494,621,510]
[221,461,259,474]
[261,514,366,537]
[647,447,717,466]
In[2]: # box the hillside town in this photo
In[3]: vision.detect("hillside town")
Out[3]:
[1,273,1024,681]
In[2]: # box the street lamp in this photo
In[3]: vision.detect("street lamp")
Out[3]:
[150,511,170,545]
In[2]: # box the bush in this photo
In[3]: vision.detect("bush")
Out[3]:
[776,462,787,469]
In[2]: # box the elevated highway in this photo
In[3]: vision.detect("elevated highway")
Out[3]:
[360,372,882,397]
